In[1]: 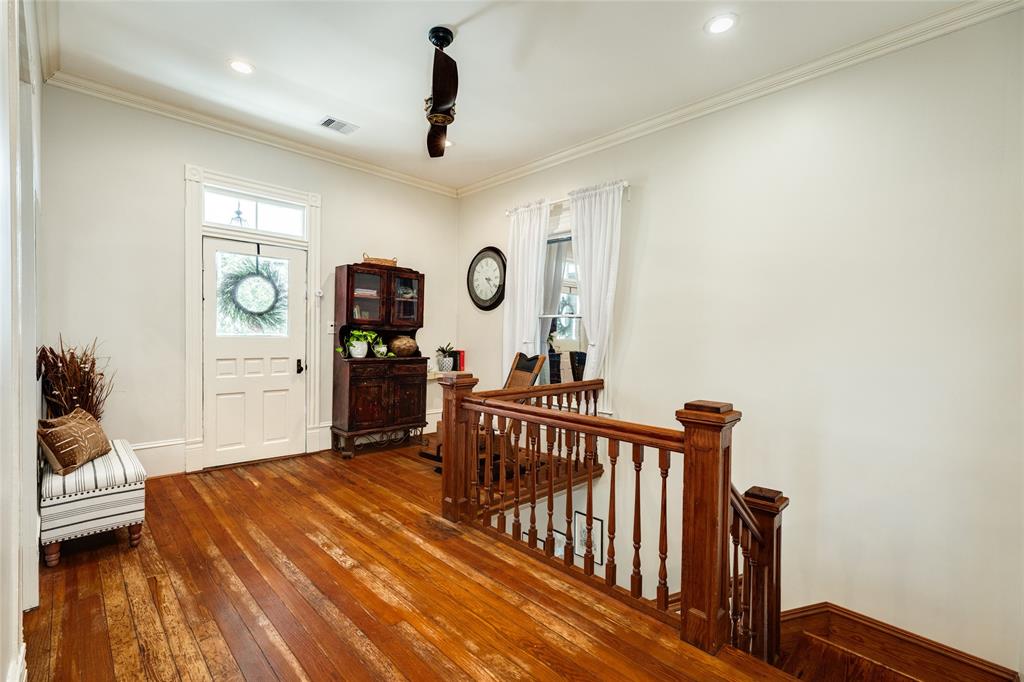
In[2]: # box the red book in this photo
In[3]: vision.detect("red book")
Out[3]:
[456,350,465,371]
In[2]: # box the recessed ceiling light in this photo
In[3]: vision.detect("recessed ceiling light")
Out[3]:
[444,140,453,148]
[704,13,737,34]
[229,60,254,74]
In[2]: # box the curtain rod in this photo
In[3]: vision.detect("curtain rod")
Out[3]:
[505,181,630,217]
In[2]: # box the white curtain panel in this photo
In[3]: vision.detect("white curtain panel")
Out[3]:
[502,200,549,376]
[569,181,625,381]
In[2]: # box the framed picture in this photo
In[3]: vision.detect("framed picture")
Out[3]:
[573,511,604,565]
[522,529,566,559]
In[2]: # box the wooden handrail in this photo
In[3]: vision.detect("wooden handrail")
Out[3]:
[439,373,787,668]
[476,379,605,401]
[462,394,684,452]
[730,484,764,545]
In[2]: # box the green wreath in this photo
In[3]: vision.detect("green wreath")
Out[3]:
[217,259,288,332]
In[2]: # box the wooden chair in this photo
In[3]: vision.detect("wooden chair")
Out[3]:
[421,353,546,468]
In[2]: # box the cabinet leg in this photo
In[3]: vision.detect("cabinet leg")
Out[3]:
[332,432,354,459]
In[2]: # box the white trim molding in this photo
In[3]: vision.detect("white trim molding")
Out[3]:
[131,438,187,478]
[36,1,1022,199]
[455,0,1024,196]
[184,164,323,471]
[47,72,458,198]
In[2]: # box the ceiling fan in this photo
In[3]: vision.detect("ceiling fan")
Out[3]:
[424,26,457,158]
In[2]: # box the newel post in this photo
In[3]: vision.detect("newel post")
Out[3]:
[440,372,479,522]
[744,486,789,664]
[676,400,741,655]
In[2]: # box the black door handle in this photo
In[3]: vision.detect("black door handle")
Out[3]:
[296,359,305,374]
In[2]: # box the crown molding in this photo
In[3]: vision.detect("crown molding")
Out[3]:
[456,0,1024,197]
[45,71,460,198]
[34,0,59,80]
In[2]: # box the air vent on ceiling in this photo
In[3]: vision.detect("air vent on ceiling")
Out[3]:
[319,116,360,135]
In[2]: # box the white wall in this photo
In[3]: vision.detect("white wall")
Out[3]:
[457,13,1023,669]
[39,85,459,476]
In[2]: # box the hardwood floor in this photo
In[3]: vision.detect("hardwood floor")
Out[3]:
[24,445,791,681]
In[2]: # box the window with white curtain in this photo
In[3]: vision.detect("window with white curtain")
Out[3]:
[539,230,588,383]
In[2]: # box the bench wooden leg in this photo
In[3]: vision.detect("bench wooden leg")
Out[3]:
[43,542,61,567]
[128,523,143,547]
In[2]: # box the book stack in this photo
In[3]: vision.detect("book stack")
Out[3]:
[354,287,378,297]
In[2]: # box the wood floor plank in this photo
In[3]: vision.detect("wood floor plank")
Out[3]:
[24,573,54,682]
[25,446,794,682]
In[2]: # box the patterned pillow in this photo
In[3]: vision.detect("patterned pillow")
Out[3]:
[37,408,111,475]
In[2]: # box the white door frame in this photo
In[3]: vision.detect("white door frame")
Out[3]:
[184,165,322,472]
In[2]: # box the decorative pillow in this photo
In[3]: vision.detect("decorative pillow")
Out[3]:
[37,408,111,475]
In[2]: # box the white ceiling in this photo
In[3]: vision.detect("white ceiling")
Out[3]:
[55,1,960,191]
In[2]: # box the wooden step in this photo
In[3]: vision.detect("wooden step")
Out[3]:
[783,632,918,682]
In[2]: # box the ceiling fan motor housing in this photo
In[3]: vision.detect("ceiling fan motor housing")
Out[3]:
[428,26,454,50]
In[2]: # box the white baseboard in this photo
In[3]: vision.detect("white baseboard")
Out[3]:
[131,438,187,477]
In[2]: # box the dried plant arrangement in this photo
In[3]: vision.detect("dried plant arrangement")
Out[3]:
[36,338,115,421]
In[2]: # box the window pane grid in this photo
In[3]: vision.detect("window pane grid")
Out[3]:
[203,186,306,239]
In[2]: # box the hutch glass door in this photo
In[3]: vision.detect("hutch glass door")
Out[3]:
[390,273,421,326]
[350,268,385,324]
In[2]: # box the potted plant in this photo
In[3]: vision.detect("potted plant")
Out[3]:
[371,335,389,358]
[436,342,455,372]
[346,330,378,359]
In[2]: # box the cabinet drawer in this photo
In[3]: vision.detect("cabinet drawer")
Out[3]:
[391,362,427,377]
[349,363,386,378]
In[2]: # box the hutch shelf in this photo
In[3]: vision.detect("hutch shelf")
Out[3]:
[331,263,426,457]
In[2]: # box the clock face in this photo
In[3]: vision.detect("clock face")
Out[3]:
[467,247,506,311]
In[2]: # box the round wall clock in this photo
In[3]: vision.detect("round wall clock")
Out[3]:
[467,246,506,311]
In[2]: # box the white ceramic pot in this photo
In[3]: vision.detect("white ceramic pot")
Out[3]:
[372,344,388,358]
[349,341,369,358]
[437,354,454,372]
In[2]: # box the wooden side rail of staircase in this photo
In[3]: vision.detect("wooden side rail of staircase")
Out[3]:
[438,373,789,664]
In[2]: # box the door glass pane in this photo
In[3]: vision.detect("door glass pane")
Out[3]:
[216,252,288,336]
[352,271,383,321]
[393,275,419,322]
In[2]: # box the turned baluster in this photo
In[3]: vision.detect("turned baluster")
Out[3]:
[730,514,741,647]
[497,416,508,533]
[631,443,644,598]
[656,449,670,610]
[564,435,575,567]
[605,439,619,587]
[528,422,539,548]
[512,420,522,539]
[482,413,493,522]
[583,433,597,575]
[740,526,752,651]
[545,424,556,556]
[468,410,481,514]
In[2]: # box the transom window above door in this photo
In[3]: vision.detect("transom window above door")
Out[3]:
[203,185,306,238]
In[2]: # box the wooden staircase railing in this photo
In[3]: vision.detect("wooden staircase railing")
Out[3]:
[439,373,788,665]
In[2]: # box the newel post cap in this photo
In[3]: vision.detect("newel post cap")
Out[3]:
[675,400,742,428]
[438,372,479,390]
[744,486,790,514]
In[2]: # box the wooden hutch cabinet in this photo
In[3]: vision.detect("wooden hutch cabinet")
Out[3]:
[331,263,427,456]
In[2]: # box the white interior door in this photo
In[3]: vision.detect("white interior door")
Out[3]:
[203,237,306,467]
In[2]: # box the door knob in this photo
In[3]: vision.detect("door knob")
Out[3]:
[296,359,306,374]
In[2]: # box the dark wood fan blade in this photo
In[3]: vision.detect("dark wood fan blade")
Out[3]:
[427,124,447,158]
[431,48,458,112]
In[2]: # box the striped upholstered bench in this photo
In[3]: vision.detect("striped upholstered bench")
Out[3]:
[40,439,147,566]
